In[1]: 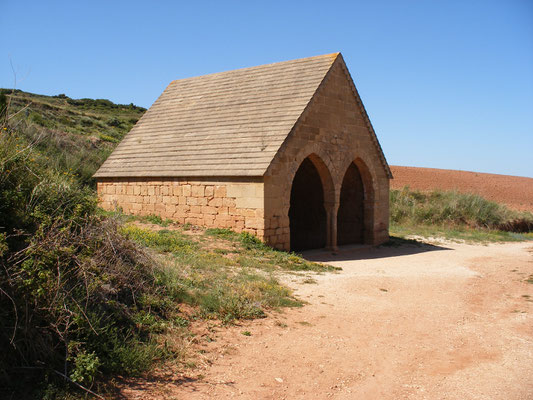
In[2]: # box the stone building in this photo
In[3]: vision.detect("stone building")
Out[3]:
[94,53,392,251]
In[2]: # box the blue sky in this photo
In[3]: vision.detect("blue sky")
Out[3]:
[2,0,532,177]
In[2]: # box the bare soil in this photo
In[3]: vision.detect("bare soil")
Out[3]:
[121,240,533,399]
[390,166,533,212]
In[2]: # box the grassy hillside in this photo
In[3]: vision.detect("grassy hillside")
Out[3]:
[1,88,145,185]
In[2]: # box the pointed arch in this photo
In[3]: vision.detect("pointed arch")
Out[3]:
[289,153,335,251]
[337,158,375,245]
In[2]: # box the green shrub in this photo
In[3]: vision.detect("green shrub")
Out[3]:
[1,216,172,376]
[199,288,265,322]
[142,214,172,226]
[30,111,54,128]
[240,231,266,250]
[106,117,122,127]
[80,116,93,127]
[69,351,101,385]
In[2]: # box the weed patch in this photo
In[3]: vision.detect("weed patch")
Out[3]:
[140,214,174,227]
[121,225,197,253]
[390,187,533,236]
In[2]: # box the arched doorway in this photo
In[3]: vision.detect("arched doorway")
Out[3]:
[289,157,327,251]
[337,162,365,245]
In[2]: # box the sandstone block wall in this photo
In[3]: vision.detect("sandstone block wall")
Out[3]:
[97,178,265,238]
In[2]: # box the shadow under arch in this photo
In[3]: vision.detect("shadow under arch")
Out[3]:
[337,158,375,245]
[289,154,335,252]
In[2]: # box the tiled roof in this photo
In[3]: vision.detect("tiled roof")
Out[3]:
[94,53,390,178]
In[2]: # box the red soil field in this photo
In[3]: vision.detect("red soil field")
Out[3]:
[390,166,533,212]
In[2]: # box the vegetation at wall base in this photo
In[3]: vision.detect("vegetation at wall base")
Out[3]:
[115,220,339,323]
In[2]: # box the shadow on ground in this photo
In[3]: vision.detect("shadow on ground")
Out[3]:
[301,236,451,262]
[115,374,210,399]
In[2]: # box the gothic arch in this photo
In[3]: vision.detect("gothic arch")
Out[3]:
[337,157,376,245]
[288,153,335,251]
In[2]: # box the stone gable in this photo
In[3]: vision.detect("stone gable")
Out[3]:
[263,58,389,250]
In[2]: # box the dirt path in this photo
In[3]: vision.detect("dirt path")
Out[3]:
[123,240,533,399]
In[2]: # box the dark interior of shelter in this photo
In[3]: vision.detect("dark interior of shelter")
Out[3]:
[289,158,327,251]
[337,163,365,245]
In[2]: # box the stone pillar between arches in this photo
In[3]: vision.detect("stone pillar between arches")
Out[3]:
[326,200,339,251]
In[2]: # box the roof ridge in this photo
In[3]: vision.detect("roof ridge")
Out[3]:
[169,53,340,85]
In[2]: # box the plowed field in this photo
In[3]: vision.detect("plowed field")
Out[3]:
[390,166,533,212]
